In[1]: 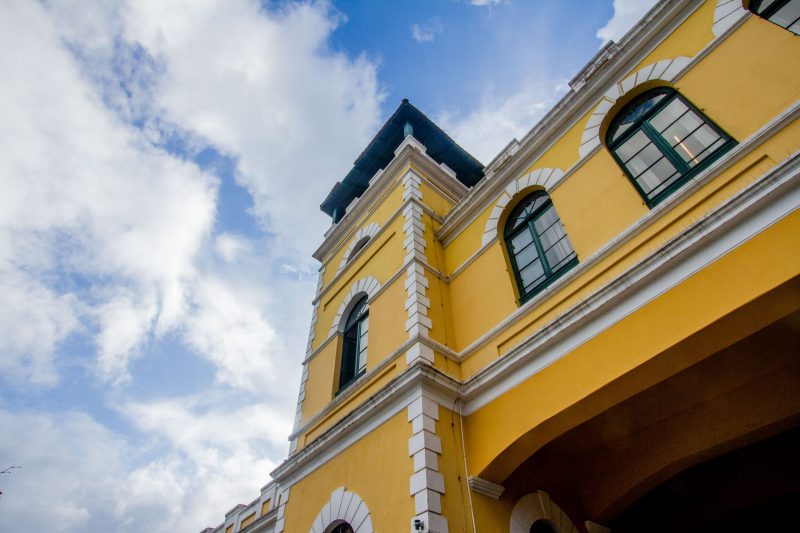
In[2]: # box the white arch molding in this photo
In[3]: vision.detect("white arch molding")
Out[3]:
[336,222,381,275]
[482,167,564,246]
[510,491,578,533]
[577,55,693,158]
[328,276,382,337]
[310,487,373,533]
[713,0,748,37]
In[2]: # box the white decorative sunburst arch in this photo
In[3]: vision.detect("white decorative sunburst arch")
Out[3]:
[336,222,381,275]
[577,56,693,158]
[482,167,564,246]
[510,491,578,533]
[310,487,373,533]
[713,0,748,37]
[328,276,382,337]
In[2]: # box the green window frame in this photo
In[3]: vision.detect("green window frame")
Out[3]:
[504,191,578,304]
[338,296,368,392]
[607,87,736,208]
[749,0,800,34]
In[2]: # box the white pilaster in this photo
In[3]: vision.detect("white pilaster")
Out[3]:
[407,394,448,533]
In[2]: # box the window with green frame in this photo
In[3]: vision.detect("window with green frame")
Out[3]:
[504,191,578,304]
[607,87,736,207]
[749,0,800,35]
[338,296,368,392]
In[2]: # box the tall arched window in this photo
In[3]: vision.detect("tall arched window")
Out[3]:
[749,0,800,35]
[504,191,577,303]
[607,87,735,207]
[338,296,368,392]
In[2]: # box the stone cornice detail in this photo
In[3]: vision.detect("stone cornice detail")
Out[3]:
[468,476,505,500]
[313,136,469,262]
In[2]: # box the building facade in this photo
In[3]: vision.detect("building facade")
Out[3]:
[204,1,800,531]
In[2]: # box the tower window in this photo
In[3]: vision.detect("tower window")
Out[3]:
[749,0,800,35]
[504,191,577,303]
[607,88,735,207]
[338,296,368,392]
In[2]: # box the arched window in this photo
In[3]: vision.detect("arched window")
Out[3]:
[338,296,368,392]
[607,87,735,207]
[347,237,369,263]
[749,0,800,35]
[328,523,355,533]
[504,191,577,303]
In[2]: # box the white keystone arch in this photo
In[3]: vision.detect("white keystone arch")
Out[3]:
[310,487,373,533]
[577,56,693,158]
[713,0,748,37]
[328,276,382,337]
[482,168,564,246]
[336,222,381,275]
[510,491,578,533]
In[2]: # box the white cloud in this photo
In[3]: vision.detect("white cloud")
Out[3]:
[597,0,659,44]
[411,17,445,43]
[439,81,570,164]
[0,0,379,529]
[469,0,502,6]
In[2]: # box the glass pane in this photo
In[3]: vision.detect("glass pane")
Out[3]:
[661,110,703,147]
[519,259,544,288]
[357,346,367,373]
[510,229,534,252]
[754,0,780,13]
[636,158,679,195]
[674,125,723,167]
[532,206,558,235]
[359,315,368,333]
[545,237,575,271]
[615,130,650,162]
[344,297,367,330]
[538,221,566,250]
[514,242,538,269]
[506,194,548,234]
[609,92,667,142]
[625,143,665,178]
[771,0,800,28]
[649,98,689,133]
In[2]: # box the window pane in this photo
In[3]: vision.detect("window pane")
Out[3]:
[771,0,800,28]
[538,221,566,250]
[649,98,689,133]
[616,130,650,162]
[519,259,544,289]
[661,110,703,147]
[636,158,680,194]
[532,206,558,234]
[510,229,534,252]
[545,237,575,271]
[755,0,780,13]
[625,143,665,178]
[674,125,724,167]
[609,92,666,142]
[514,241,538,269]
[359,315,368,333]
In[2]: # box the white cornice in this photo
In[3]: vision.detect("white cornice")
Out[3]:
[436,0,703,246]
[313,136,469,262]
[272,362,460,486]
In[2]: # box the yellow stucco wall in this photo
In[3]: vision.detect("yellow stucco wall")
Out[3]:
[283,411,414,532]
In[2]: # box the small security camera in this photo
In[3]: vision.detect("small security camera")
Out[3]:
[413,518,424,531]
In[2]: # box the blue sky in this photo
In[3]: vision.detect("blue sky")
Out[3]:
[0,1,655,531]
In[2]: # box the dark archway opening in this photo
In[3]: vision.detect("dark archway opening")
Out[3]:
[530,519,558,533]
[610,426,800,533]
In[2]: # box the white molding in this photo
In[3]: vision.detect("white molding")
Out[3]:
[407,392,447,531]
[577,55,691,158]
[335,223,381,276]
[510,491,577,533]
[310,487,373,533]
[328,276,382,337]
[468,476,505,500]
[481,167,565,246]
[273,363,460,488]
[712,0,748,37]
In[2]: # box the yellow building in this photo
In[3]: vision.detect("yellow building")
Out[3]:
[204,1,800,531]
